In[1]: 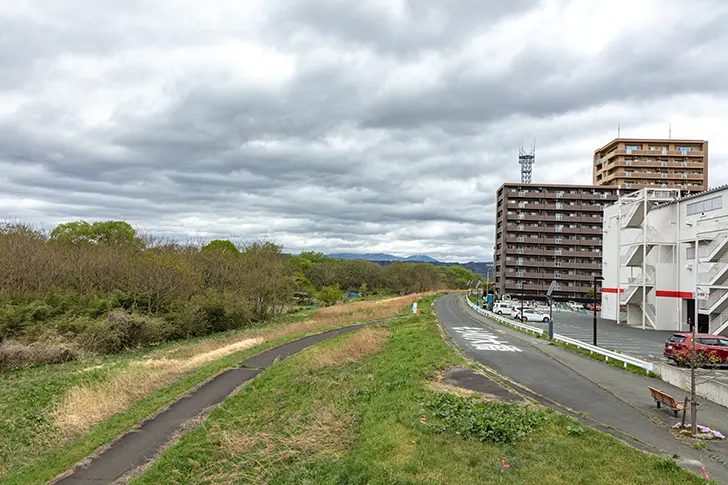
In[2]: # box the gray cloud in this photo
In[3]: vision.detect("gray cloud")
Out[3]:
[1,0,727,262]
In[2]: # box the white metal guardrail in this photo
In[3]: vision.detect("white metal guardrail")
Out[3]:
[552,334,654,372]
[464,295,654,372]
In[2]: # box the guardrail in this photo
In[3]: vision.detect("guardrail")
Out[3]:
[464,296,654,372]
[466,297,544,337]
[552,334,654,372]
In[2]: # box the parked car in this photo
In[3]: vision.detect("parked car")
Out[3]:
[664,333,728,365]
[511,307,551,323]
[586,303,602,311]
[493,302,517,316]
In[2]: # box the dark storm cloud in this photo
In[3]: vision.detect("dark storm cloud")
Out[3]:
[1,0,727,261]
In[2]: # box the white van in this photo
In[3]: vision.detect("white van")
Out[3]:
[493,301,517,316]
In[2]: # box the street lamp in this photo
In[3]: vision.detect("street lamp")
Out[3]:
[593,276,604,346]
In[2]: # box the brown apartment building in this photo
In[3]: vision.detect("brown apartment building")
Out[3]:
[594,138,708,194]
[494,183,619,300]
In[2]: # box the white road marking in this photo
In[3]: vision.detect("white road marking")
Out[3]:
[451,327,522,352]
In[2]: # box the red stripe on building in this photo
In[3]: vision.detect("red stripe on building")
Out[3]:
[655,290,693,299]
[602,287,624,294]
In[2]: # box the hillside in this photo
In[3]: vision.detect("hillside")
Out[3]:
[326,253,440,263]
[324,253,493,278]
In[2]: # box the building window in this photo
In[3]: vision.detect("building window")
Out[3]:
[686,196,722,216]
[555,237,562,243]
[518,191,526,196]
[626,145,641,153]
[687,246,695,260]
[555,225,564,233]
[556,203,563,209]
[518,225,525,231]
[626,160,632,166]
[661,173,667,178]
[678,146,694,153]
[556,213,563,220]
[555,248,562,255]
[518,213,525,219]
[625,171,632,177]
[516,271,525,277]
[661,161,667,167]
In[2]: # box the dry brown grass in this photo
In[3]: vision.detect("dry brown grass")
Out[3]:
[206,404,356,484]
[53,338,261,436]
[51,293,432,437]
[306,327,389,370]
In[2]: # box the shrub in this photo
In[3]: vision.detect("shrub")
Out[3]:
[424,393,547,445]
[78,319,122,354]
[0,341,76,371]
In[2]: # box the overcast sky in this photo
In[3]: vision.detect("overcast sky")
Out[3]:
[2,0,727,262]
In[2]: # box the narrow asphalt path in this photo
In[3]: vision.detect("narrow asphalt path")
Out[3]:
[437,294,728,483]
[54,321,381,485]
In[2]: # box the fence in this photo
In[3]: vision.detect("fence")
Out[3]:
[464,296,654,372]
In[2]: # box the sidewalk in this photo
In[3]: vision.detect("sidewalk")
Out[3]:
[534,338,728,461]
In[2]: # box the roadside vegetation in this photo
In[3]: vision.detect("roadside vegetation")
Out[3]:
[132,295,702,485]
[0,291,435,484]
[0,220,478,370]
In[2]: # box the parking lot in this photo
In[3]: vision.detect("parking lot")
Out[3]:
[497,305,674,361]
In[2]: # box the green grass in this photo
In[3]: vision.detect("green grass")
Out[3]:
[0,302,409,485]
[131,295,703,485]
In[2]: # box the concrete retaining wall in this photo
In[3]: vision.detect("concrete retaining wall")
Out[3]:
[654,362,728,409]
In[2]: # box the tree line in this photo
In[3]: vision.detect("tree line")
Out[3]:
[0,221,477,364]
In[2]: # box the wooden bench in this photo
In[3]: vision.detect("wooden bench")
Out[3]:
[648,386,686,417]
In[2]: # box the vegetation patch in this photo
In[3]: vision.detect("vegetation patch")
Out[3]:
[424,392,548,445]
[306,327,389,370]
[0,294,427,485]
[130,294,703,485]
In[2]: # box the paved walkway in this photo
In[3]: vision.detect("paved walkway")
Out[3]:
[54,322,380,485]
[438,294,728,482]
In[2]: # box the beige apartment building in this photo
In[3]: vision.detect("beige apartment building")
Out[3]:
[494,183,618,300]
[593,138,708,194]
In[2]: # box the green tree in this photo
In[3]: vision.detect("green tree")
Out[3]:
[50,221,94,244]
[585,290,596,299]
[316,285,343,306]
[50,220,141,246]
[202,239,240,255]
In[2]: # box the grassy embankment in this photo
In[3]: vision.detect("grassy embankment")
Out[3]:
[0,293,431,485]
[132,295,703,485]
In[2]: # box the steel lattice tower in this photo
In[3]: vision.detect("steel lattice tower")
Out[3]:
[518,144,535,183]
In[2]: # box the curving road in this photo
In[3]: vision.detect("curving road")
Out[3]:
[437,294,728,482]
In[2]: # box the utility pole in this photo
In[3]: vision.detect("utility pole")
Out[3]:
[593,276,603,346]
[690,319,698,435]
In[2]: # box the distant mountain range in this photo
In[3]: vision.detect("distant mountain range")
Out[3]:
[326,253,440,263]
[325,253,493,277]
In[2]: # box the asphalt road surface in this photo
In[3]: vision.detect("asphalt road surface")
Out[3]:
[437,294,728,481]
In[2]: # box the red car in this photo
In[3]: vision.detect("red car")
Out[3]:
[664,333,728,365]
[586,303,602,311]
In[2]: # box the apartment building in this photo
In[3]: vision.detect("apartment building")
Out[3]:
[494,183,619,300]
[594,138,708,194]
[602,186,728,336]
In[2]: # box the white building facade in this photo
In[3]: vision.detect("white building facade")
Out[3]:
[602,187,728,336]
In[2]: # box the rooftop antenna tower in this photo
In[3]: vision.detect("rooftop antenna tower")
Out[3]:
[518,141,536,184]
